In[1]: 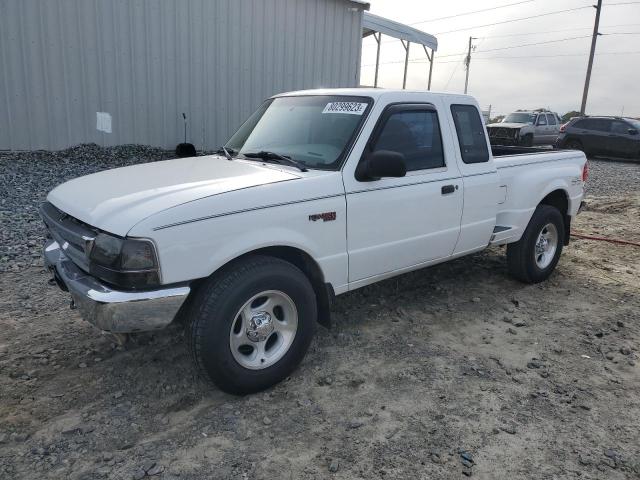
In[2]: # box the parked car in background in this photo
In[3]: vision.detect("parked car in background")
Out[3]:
[556,116,640,160]
[486,111,562,147]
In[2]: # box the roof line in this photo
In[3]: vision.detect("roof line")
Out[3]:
[362,12,437,51]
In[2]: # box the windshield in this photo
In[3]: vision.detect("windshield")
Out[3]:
[503,113,536,124]
[225,95,372,170]
[626,119,640,129]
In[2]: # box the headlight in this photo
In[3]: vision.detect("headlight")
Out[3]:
[88,234,160,289]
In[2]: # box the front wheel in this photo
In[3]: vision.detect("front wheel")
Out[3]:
[519,134,533,147]
[507,205,565,283]
[188,255,317,394]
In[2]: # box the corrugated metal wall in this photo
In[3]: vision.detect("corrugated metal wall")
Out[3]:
[0,0,365,151]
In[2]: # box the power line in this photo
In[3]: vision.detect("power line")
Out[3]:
[473,23,640,38]
[433,0,640,34]
[443,53,468,90]
[361,35,592,67]
[419,51,640,64]
[361,23,640,49]
[361,48,640,68]
[435,5,594,35]
[475,34,592,53]
[361,29,639,68]
[409,0,535,26]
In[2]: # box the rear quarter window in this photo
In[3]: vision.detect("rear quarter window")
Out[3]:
[450,104,490,164]
[572,119,589,129]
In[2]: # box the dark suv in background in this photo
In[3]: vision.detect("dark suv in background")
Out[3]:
[556,116,640,160]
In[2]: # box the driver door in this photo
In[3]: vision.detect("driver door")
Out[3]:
[344,103,463,285]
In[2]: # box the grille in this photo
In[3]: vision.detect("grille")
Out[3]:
[40,202,97,272]
[487,127,517,139]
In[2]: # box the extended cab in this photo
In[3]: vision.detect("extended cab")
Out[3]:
[42,89,588,394]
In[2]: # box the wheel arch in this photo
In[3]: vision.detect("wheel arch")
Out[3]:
[539,188,571,245]
[186,245,334,329]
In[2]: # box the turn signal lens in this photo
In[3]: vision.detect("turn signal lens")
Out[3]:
[121,239,157,269]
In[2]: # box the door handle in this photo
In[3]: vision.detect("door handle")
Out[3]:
[441,184,457,195]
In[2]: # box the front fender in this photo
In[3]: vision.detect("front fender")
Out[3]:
[128,189,349,290]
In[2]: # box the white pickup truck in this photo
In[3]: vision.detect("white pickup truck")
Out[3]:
[42,89,588,394]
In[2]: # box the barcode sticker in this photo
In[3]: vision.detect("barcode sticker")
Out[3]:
[322,102,367,115]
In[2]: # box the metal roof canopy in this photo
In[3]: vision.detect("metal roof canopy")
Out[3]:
[362,12,438,90]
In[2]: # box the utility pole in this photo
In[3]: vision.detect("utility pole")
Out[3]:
[464,36,476,94]
[580,0,602,115]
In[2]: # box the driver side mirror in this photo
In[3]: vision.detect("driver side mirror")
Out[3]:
[356,150,407,181]
[629,128,638,135]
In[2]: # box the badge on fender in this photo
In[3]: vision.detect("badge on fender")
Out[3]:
[309,212,336,222]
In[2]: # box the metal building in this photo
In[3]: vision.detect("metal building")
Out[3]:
[0,0,369,151]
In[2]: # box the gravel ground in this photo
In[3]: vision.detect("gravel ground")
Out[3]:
[0,144,175,273]
[1,146,639,479]
[586,157,640,197]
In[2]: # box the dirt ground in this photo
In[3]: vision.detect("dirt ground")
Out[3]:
[1,165,639,479]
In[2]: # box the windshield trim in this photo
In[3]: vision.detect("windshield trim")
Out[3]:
[503,113,535,124]
[226,94,374,172]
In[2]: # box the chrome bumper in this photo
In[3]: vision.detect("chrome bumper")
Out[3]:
[44,239,190,333]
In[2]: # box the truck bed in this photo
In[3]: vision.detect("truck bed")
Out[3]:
[491,145,556,157]
[490,148,587,246]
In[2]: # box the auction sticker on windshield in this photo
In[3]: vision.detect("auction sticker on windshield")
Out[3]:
[322,102,367,115]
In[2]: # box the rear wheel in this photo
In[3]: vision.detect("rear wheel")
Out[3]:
[188,255,317,394]
[507,205,565,283]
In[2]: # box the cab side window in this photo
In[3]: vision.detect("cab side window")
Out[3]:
[450,104,489,164]
[591,119,611,132]
[546,114,557,125]
[372,109,445,171]
[537,115,548,126]
[611,121,630,135]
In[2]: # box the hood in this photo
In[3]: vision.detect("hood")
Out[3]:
[487,122,529,129]
[47,155,300,236]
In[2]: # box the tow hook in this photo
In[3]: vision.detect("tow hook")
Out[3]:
[48,278,57,286]
[70,299,77,310]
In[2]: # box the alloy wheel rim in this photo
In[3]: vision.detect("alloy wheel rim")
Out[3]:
[534,223,558,269]
[229,290,298,370]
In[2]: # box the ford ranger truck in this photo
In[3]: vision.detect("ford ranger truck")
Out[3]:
[41,89,588,394]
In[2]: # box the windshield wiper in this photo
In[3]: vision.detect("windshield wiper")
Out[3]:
[215,146,236,160]
[242,151,308,172]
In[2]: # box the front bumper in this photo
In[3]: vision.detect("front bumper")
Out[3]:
[44,239,190,333]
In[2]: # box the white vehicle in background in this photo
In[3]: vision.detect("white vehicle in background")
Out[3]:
[42,89,587,394]
[487,110,563,146]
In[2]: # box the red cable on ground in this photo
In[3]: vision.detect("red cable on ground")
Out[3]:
[571,232,640,247]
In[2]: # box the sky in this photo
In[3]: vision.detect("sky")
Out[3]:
[361,0,640,118]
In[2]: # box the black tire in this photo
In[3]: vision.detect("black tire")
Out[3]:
[520,134,533,147]
[188,255,317,394]
[507,205,565,284]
